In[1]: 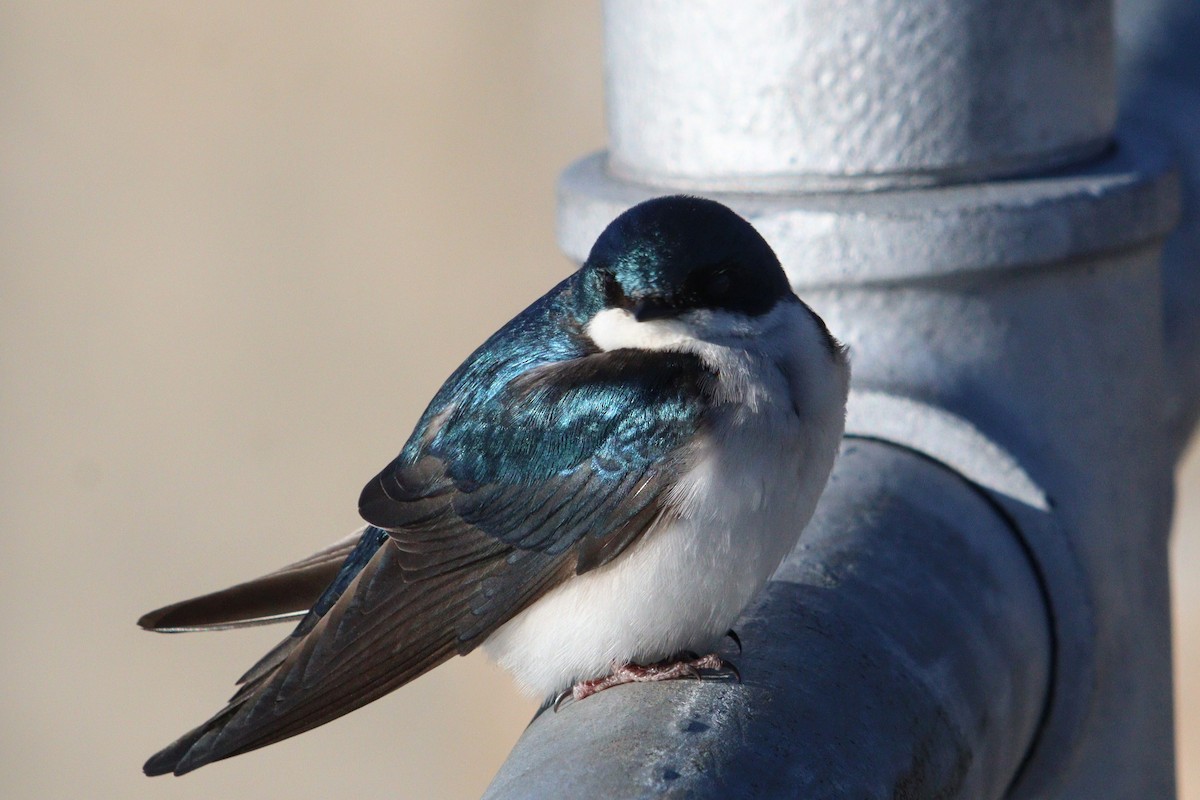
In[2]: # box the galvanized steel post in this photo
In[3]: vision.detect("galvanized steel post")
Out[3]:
[486,1,1190,797]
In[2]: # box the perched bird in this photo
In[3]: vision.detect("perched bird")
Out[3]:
[139,195,850,776]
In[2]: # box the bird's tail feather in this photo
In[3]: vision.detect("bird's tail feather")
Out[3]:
[137,528,367,632]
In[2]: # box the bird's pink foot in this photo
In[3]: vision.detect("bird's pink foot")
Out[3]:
[554,653,740,711]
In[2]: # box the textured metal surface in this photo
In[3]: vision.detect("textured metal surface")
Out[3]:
[604,0,1114,190]
[490,0,1193,796]
[842,393,1095,799]
[558,141,1178,287]
[485,441,1050,800]
[805,234,1178,799]
[845,391,1048,510]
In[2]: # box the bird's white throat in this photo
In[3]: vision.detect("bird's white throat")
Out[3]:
[587,305,773,354]
[586,300,847,414]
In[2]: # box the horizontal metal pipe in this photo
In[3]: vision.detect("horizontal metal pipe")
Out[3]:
[484,440,1050,799]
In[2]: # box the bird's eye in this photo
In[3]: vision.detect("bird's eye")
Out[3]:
[600,269,630,309]
[703,267,733,299]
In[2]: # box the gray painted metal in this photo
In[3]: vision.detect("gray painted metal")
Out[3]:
[487,0,1196,796]
[604,0,1114,191]
[557,140,1178,288]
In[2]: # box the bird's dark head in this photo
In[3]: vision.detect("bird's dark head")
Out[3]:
[577,196,793,323]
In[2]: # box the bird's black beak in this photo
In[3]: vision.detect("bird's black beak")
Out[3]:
[632,297,678,322]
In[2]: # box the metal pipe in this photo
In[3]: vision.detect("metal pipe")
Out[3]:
[488,0,1189,795]
[603,0,1113,191]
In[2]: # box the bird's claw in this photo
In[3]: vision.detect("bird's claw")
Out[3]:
[553,652,741,712]
[552,686,574,712]
[711,657,741,684]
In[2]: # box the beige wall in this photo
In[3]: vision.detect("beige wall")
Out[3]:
[1,4,1196,798]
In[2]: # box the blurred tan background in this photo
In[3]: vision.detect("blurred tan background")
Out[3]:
[1,4,1197,799]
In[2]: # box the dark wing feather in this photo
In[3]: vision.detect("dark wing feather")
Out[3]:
[145,346,711,776]
[234,526,391,686]
[137,529,366,632]
[145,532,572,776]
[363,349,709,570]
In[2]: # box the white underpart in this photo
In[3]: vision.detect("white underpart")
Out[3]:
[482,301,850,697]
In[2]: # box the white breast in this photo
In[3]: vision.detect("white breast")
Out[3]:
[482,301,849,697]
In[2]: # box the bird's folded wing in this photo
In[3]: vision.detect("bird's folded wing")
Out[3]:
[362,348,712,574]
[145,348,712,776]
[144,530,572,776]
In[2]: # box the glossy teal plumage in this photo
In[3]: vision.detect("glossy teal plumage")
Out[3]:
[359,271,711,559]
[385,277,706,482]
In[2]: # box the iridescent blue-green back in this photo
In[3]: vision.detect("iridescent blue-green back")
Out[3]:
[392,273,707,490]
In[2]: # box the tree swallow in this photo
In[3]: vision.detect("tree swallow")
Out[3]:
[139,195,850,776]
